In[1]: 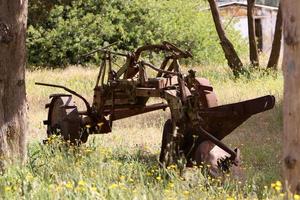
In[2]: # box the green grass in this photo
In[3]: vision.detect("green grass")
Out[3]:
[0,65,287,199]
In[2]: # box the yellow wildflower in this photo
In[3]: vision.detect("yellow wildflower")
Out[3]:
[279,193,285,197]
[183,190,189,196]
[275,181,282,187]
[78,180,86,186]
[226,197,235,200]
[156,176,162,181]
[169,164,177,169]
[56,185,62,192]
[91,187,97,192]
[119,175,125,180]
[26,173,34,181]
[294,194,300,200]
[4,186,11,192]
[65,181,73,189]
[109,183,118,189]
[275,186,281,192]
[168,182,174,188]
[146,172,152,176]
[84,149,93,153]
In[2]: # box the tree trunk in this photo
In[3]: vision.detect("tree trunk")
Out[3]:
[247,0,260,67]
[267,3,282,70]
[282,0,300,194]
[0,0,28,164]
[207,0,244,77]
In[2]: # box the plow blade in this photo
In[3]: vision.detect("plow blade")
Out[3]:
[199,95,275,140]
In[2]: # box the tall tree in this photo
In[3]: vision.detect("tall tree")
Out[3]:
[207,0,244,77]
[282,0,300,194]
[267,3,282,69]
[0,0,28,164]
[247,0,260,66]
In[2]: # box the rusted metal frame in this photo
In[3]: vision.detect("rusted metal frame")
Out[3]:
[199,95,275,118]
[104,103,168,121]
[116,55,132,79]
[80,42,118,58]
[134,44,172,60]
[162,41,193,58]
[125,42,191,80]
[156,56,171,77]
[101,53,107,85]
[163,60,176,77]
[171,59,187,103]
[108,52,112,79]
[95,54,107,87]
[109,89,115,127]
[88,49,128,58]
[134,42,191,60]
[161,90,185,164]
[140,61,180,76]
[124,54,138,79]
[138,62,148,86]
[107,52,115,127]
[35,82,91,113]
[135,87,161,97]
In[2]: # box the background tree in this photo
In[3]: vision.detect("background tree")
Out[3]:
[267,3,282,69]
[0,0,27,164]
[207,0,244,77]
[282,0,300,194]
[247,0,259,66]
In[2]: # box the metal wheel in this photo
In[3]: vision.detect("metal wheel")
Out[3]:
[45,95,82,144]
[159,119,173,164]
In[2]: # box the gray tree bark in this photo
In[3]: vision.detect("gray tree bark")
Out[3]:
[0,0,28,164]
[282,0,300,194]
[267,3,282,70]
[207,0,244,77]
[247,0,260,66]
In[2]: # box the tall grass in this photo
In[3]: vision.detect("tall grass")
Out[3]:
[0,65,286,199]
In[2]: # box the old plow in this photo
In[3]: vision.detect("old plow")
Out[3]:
[36,41,275,173]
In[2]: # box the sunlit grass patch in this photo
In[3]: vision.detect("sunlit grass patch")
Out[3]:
[0,137,284,199]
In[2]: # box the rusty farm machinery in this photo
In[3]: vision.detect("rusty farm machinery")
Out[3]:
[36,41,275,172]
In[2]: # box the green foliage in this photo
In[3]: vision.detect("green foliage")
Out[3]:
[27,0,246,67]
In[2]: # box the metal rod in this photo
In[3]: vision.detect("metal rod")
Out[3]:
[156,56,171,77]
[101,53,107,85]
[198,126,237,159]
[35,82,91,112]
[140,61,180,76]
[80,42,118,58]
[95,55,106,87]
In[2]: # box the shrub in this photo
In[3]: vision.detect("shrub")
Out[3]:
[27,0,246,67]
